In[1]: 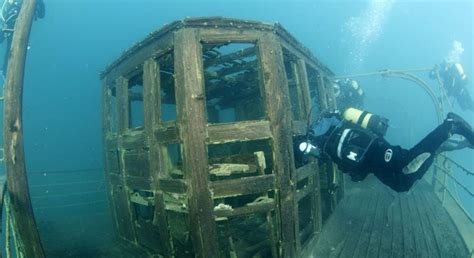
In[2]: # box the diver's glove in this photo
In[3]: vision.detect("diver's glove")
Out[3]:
[299,142,321,157]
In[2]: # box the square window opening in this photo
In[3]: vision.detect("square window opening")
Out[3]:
[158,51,177,123]
[128,73,144,129]
[163,143,183,179]
[202,42,265,123]
[208,139,274,180]
[283,48,305,121]
[306,64,322,123]
[108,86,118,133]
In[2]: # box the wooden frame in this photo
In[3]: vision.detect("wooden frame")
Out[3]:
[100,17,339,258]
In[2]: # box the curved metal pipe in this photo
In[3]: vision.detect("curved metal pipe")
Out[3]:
[334,69,444,123]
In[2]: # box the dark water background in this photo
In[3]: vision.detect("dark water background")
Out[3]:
[0,0,472,256]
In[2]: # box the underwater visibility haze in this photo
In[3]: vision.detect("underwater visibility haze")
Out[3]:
[0,0,472,257]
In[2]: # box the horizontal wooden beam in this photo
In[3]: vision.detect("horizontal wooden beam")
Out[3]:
[157,178,187,194]
[210,175,275,198]
[214,199,274,218]
[199,29,260,44]
[154,126,179,144]
[122,131,148,150]
[207,120,271,144]
[125,176,152,190]
[296,163,317,182]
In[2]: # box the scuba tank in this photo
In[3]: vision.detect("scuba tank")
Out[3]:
[454,63,467,81]
[342,107,389,136]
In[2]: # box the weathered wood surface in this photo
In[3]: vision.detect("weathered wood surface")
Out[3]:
[2,0,45,256]
[296,162,317,182]
[112,185,136,243]
[260,32,298,257]
[175,28,219,258]
[122,149,150,178]
[102,31,174,84]
[207,120,271,143]
[302,175,469,258]
[213,199,274,218]
[100,16,340,257]
[0,176,6,247]
[154,126,179,143]
[157,178,187,194]
[210,175,275,198]
[122,131,148,150]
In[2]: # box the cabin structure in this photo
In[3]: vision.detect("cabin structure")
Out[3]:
[100,17,343,257]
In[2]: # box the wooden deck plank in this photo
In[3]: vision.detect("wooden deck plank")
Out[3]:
[302,176,469,258]
[418,186,469,257]
[400,195,417,257]
[308,193,361,257]
[365,190,389,258]
[405,191,429,258]
[351,193,380,257]
[416,189,450,257]
[377,192,395,258]
[389,196,404,258]
[412,188,440,258]
[337,190,377,257]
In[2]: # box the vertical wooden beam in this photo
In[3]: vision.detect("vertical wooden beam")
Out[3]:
[291,62,305,120]
[2,0,45,257]
[114,76,138,243]
[102,79,113,136]
[101,78,120,236]
[143,59,160,132]
[259,32,298,257]
[323,77,337,110]
[297,59,311,119]
[143,58,174,256]
[311,160,323,234]
[116,76,130,134]
[316,69,328,110]
[174,28,220,258]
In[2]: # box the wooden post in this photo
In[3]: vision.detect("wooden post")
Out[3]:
[174,28,220,258]
[2,0,45,257]
[259,32,298,257]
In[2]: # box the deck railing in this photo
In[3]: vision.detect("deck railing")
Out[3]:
[430,154,474,256]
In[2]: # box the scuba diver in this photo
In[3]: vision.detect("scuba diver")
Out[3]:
[333,78,365,111]
[430,61,473,111]
[299,107,474,192]
[0,0,45,72]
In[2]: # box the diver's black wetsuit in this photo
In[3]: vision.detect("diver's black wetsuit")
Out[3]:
[364,120,452,192]
[307,113,472,192]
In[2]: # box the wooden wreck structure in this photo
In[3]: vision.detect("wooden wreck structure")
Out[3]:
[100,16,344,258]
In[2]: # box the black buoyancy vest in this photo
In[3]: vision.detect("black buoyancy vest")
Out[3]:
[323,122,378,169]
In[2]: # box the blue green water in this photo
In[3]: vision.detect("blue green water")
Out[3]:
[0,0,472,256]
